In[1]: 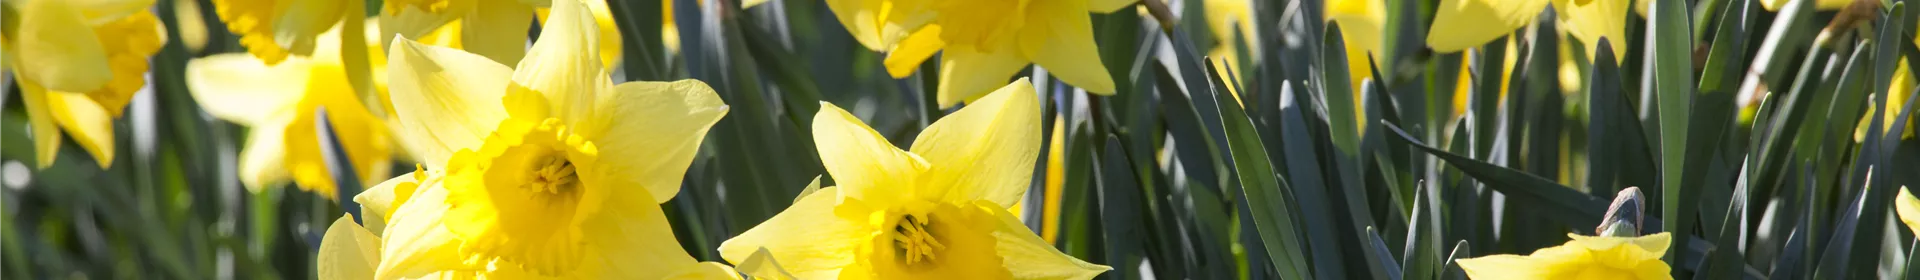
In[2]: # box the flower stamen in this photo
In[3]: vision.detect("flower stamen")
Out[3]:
[893,214,946,265]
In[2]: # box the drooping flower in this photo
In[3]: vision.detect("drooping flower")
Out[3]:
[719,78,1111,279]
[381,0,627,70]
[1427,0,1635,64]
[788,0,1134,107]
[209,0,354,64]
[3,0,166,169]
[187,19,414,199]
[1457,232,1673,279]
[314,0,733,277]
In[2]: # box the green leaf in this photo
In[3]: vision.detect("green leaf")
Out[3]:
[1209,65,1312,280]
[1650,0,1696,273]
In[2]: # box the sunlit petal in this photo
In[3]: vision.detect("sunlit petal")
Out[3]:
[910,78,1041,207]
[186,54,310,126]
[584,80,729,203]
[387,38,514,169]
[1425,0,1546,52]
[1021,0,1115,95]
[719,187,868,279]
[937,44,1030,108]
[812,104,930,206]
[318,215,382,280]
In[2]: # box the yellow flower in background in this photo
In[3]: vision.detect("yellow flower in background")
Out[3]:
[1895,187,1920,236]
[1206,0,1257,86]
[793,0,1135,107]
[381,0,627,70]
[1758,0,1850,11]
[209,0,352,64]
[1458,232,1673,279]
[187,20,399,199]
[719,78,1111,279]
[1428,0,1631,64]
[328,0,732,277]
[3,0,166,169]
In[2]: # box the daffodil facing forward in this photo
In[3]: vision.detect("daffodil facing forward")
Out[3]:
[798,0,1134,107]
[720,78,1111,279]
[315,0,732,278]
[2,0,166,169]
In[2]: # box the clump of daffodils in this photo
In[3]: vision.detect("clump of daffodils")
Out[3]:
[719,78,1111,279]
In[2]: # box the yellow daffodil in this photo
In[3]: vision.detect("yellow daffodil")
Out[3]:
[320,0,733,277]
[2,0,166,169]
[381,0,626,70]
[1429,0,1632,64]
[1897,186,1920,236]
[1458,232,1673,279]
[1327,0,1386,88]
[798,0,1134,107]
[209,0,354,64]
[719,78,1111,279]
[187,20,404,199]
[1205,0,1257,81]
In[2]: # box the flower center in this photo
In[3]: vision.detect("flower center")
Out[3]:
[528,154,579,194]
[893,214,947,265]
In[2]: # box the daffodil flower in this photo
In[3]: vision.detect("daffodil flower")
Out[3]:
[1897,187,1920,237]
[1458,232,1673,279]
[3,0,166,169]
[380,0,626,70]
[210,0,354,64]
[790,0,1133,107]
[719,78,1112,279]
[1428,0,1633,64]
[187,19,408,199]
[314,0,731,277]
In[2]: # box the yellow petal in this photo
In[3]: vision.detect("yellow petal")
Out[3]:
[1021,0,1116,95]
[910,78,1041,207]
[1559,0,1630,64]
[1456,254,1555,279]
[237,113,293,193]
[18,80,65,169]
[535,0,625,70]
[47,91,118,169]
[811,103,929,206]
[387,37,514,168]
[582,80,729,203]
[1041,116,1066,243]
[720,187,868,279]
[374,183,487,279]
[937,44,1030,108]
[462,0,534,65]
[663,262,745,280]
[280,65,394,199]
[270,0,348,57]
[1088,0,1137,13]
[317,215,381,280]
[16,0,114,93]
[72,0,159,24]
[379,1,464,50]
[1425,0,1547,52]
[185,54,310,126]
[574,188,703,278]
[1896,187,1920,236]
[515,0,607,125]
[354,169,428,235]
[884,25,946,79]
[982,201,1109,279]
[824,0,933,51]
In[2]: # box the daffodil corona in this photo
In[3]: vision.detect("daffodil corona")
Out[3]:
[3,0,166,169]
[720,78,1111,279]
[1458,232,1673,279]
[317,0,735,278]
